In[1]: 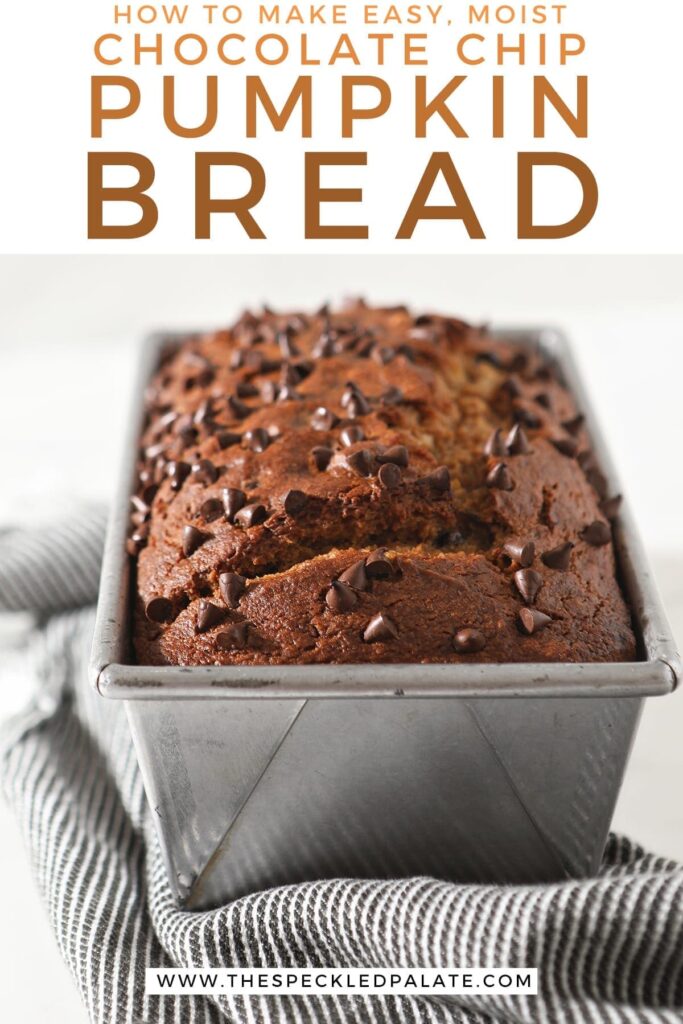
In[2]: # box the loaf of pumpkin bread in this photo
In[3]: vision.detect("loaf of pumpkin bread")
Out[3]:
[130,301,635,665]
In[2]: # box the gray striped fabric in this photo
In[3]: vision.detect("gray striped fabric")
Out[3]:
[1,513,683,1024]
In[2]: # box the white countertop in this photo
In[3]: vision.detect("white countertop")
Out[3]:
[1,255,682,1022]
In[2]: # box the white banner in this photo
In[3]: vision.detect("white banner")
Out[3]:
[1,0,682,252]
[145,966,539,996]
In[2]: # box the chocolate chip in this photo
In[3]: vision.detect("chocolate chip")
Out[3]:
[194,401,215,428]
[244,428,270,453]
[200,498,224,522]
[513,407,541,429]
[535,365,554,382]
[145,441,166,461]
[534,392,551,409]
[372,346,396,365]
[484,429,507,457]
[376,445,408,468]
[378,463,402,490]
[541,542,574,571]
[183,351,213,371]
[131,494,151,517]
[216,622,249,650]
[222,486,246,523]
[311,407,339,431]
[585,467,608,499]
[182,525,207,558]
[518,608,552,635]
[198,419,219,441]
[347,392,371,418]
[236,381,259,399]
[311,446,333,471]
[475,350,503,368]
[336,318,358,334]
[356,337,376,358]
[506,424,530,455]
[365,549,395,579]
[295,359,314,380]
[341,382,361,405]
[219,572,246,609]
[581,520,611,546]
[140,481,159,505]
[337,332,360,353]
[176,425,198,450]
[508,352,529,373]
[234,503,267,528]
[514,568,543,604]
[486,462,513,491]
[216,431,241,450]
[562,414,585,436]
[600,494,622,520]
[325,580,359,613]
[452,628,486,654]
[191,459,218,485]
[409,326,436,342]
[577,450,594,471]
[227,394,251,420]
[499,377,522,399]
[340,425,365,447]
[363,612,399,643]
[287,314,307,333]
[312,332,336,358]
[503,541,535,567]
[339,559,368,590]
[127,532,147,556]
[380,386,404,405]
[130,512,148,531]
[551,437,579,458]
[156,410,178,431]
[424,466,451,493]
[277,328,300,358]
[167,460,190,491]
[346,449,375,477]
[278,385,300,402]
[258,356,282,374]
[174,413,194,435]
[283,489,308,515]
[280,363,301,388]
[437,529,464,548]
[196,600,224,633]
[234,309,259,333]
[239,329,265,349]
[144,597,174,623]
[397,343,416,362]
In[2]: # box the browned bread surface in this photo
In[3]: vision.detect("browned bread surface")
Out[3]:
[131,301,635,666]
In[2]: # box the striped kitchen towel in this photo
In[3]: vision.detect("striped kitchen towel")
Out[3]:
[1,512,683,1024]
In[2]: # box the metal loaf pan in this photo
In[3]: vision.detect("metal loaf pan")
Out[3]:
[90,327,680,909]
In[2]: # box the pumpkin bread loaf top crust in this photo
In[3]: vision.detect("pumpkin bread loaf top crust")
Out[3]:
[130,301,635,666]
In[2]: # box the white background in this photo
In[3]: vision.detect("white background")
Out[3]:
[1,0,683,252]
[0,254,682,1021]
